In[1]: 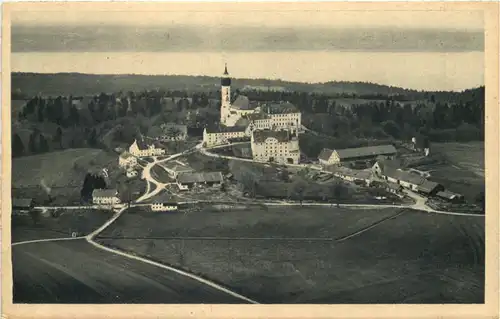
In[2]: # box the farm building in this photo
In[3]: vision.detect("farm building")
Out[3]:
[118,151,137,169]
[372,158,404,176]
[92,189,121,205]
[318,144,397,166]
[129,137,165,157]
[161,161,195,179]
[332,168,373,186]
[176,171,224,190]
[436,190,465,203]
[379,166,444,196]
[12,198,34,211]
[385,183,405,198]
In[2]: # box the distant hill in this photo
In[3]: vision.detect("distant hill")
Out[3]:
[11,72,477,98]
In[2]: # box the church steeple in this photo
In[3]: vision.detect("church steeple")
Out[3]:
[221,63,231,87]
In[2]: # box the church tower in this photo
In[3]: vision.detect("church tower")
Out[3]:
[220,63,231,126]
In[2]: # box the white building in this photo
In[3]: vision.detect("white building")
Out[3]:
[151,202,179,212]
[251,128,300,165]
[129,137,165,157]
[118,151,137,169]
[92,189,121,205]
[203,126,248,147]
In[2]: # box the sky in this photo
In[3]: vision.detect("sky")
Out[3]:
[10,9,485,91]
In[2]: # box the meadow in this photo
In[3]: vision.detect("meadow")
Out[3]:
[96,205,485,303]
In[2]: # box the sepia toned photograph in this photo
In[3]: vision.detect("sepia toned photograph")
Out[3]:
[2,2,499,318]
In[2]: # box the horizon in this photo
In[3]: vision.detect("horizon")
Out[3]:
[11,70,484,93]
[11,9,484,92]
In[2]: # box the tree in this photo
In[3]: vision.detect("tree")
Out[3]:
[12,133,24,157]
[28,132,37,154]
[39,134,50,153]
[29,209,41,226]
[87,128,98,147]
[288,179,308,206]
[230,161,262,197]
[53,126,63,149]
[475,191,485,211]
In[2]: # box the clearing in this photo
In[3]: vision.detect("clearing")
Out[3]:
[96,205,484,303]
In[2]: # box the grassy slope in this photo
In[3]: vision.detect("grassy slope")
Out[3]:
[12,240,244,303]
[12,148,116,187]
[96,206,485,303]
[11,209,113,243]
[417,142,485,201]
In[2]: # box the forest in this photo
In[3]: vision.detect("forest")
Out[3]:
[11,72,485,160]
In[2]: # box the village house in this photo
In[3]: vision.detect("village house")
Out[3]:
[436,190,465,203]
[92,189,121,205]
[12,198,34,212]
[385,182,405,198]
[176,171,224,191]
[203,126,247,147]
[373,161,444,196]
[318,145,397,167]
[129,137,165,157]
[118,151,137,169]
[251,128,300,165]
[332,168,373,187]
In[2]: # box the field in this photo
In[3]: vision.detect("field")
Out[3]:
[12,240,246,303]
[415,142,485,201]
[96,205,485,303]
[12,209,113,243]
[432,142,484,178]
[12,148,120,205]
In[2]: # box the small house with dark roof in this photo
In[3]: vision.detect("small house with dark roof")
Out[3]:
[436,190,465,203]
[92,189,121,205]
[162,161,195,179]
[319,145,397,166]
[12,198,34,211]
[176,171,224,190]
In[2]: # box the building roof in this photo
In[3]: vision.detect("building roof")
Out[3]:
[375,158,403,171]
[231,95,252,110]
[318,148,334,161]
[134,137,149,150]
[92,189,118,198]
[436,190,463,200]
[386,182,403,191]
[205,125,246,134]
[336,144,397,160]
[252,129,293,143]
[119,151,134,159]
[177,171,224,184]
[12,198,33,208]
[266,102,300,114]
[245,113,269,121]
[417,180,442,194]
[383,167,426,186]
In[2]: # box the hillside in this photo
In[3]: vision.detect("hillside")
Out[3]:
[12,72,482,98]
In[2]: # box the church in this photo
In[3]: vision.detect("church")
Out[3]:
[203,64,303,149]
